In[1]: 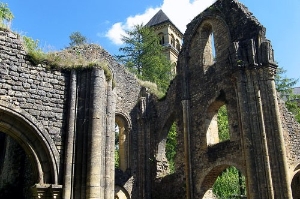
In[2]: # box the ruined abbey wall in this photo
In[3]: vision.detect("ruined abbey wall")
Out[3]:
[0,0,300,198]
[0,30,69,152]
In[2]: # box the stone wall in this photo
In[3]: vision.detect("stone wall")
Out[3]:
[279,97,300,168]
[0,30,69,152]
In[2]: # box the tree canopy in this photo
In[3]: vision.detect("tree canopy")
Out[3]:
[69,31,87,47]
[116,24,173,92]
[275,67,300,123]
[0,3,14,28]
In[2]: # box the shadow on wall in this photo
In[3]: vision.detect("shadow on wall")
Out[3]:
[0,133,34,199]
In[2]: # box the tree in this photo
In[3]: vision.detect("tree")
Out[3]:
[69,31,87,47]
[0,3,14,28]
[275,67,300,123]
[217,105,230,142]
[166,123,177,173]
[116,24,173,92]
[213,166,246,198]
[275,67,298,95]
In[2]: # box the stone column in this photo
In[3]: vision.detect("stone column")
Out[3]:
[182,100,193,199]
[63,70,77,199]
[258,67,292,198]
[86,68,106,198]
[138,96,146,199]
[104,79,116,199]
[235,68,274,199]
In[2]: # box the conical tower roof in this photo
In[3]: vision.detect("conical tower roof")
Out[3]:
[146,9,183,35]
[146,9,171,27]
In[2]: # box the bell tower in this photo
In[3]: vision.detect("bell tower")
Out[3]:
[146,10,183,73]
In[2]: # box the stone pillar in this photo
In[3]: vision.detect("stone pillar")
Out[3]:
[258,67,292,198]
[73,71,90,199]
[137,95,147,199]
[86,68,106,198]
[235,68,274,199]
[104,79,116,199]
[182,100,193,199]
[63,70,77,199]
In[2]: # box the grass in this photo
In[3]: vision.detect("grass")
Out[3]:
[22,37,113,81]
[137,79,165,99]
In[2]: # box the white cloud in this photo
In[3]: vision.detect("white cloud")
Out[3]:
[105,0,216,45]
[105,22,127,45]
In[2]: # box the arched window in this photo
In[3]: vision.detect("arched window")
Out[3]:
[170,34,175,47]
[213,166,246,198]
[158,32,165,45]
[175,39,181,51]
[115,115,130,172]
[206,91,230,146]
[165,122,177,174]
[200,23,216,72]
[202,166,246,198]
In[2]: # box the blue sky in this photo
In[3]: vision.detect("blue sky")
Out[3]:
[3,0,300,86]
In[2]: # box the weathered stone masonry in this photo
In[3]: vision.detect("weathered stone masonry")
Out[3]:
[0,0,300,198]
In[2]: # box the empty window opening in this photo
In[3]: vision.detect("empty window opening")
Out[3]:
[206,100,230,146]
[166,122,177,174]
[211,32,216,60]
[158,32,164,45]
[170,34,175,47]
[115,124,120,168]
[212,166,246,198]
[201,24,217,72]
[115,120,128,172]
[217,105,230,142]
[175,39,181,51]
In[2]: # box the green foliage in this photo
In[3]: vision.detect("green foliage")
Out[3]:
[213,166,246,199]
[69,31,87,47]
[275,67,300,123]
[116,24,173,92]
[22,35,46,65]
[275,67,298,95]
[0,3,14,29]
[115,124,120,168]
[166,122,177,173]
[217,105,230,142]
[286,94,300,123]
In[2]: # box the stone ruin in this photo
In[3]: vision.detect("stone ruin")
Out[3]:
[0,0,300,198]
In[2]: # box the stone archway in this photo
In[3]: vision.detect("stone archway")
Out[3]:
[198,164,246,199]
[291,170,300,199]
[115,113,131,172]
[0,103,61,198]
